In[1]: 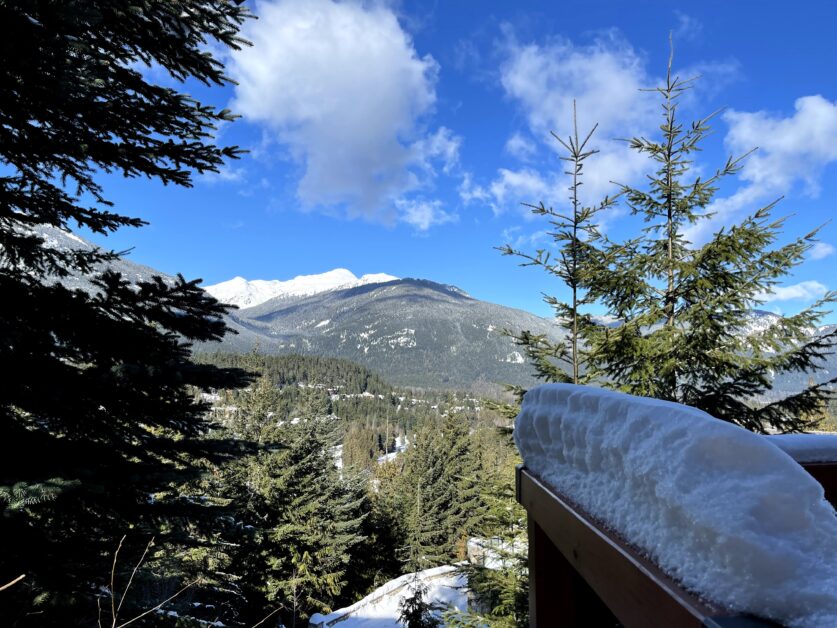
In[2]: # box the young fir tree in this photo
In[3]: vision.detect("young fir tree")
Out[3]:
[587,47,836,432]
[0,2,252,622]
[398,578,442,628]
[499,102,615,386]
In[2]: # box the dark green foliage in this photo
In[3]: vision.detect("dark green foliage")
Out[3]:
[181,369,370,626]
[399,415,483,571]
[586,48,836,432]
[447,427,528,628]
[196,352,393,396]
[398,579,442,628]
[343,424,381,471]
[0,1,252,623]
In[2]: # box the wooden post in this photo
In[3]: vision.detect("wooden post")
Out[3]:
[802,462,837,507]
[516,466,779,628]
[528,515,616,626]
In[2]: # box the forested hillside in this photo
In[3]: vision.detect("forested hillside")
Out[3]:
[150,352,527,626]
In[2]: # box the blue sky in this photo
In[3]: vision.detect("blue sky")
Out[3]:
[86,0,837,321]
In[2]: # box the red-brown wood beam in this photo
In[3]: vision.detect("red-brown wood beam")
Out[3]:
[516,466,780,628]
[802,462,837,507]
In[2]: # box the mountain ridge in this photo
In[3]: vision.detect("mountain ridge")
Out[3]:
[205,269,399,309]
[32,226,836,395]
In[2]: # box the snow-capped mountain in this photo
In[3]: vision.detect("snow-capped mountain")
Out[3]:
[204,269,399,309]
[29,226,835,395]
[207,277,565,390]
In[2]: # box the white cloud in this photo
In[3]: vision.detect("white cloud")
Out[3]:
[674,12,703,42]
[756,280,828,303]
[500,226,550,250]
[505,133,537,161]
[686,95,837,244]
[726,96,837,195]
[488,168,559,214]
[230,0,458,226]
[810,242,836,261]
[499,30,655,140]
[466,30,658,215]
[201,165,246,184]
[396,199,457,231]
[412,127,461,176]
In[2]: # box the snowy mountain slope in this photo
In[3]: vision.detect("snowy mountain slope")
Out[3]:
[215,278,565,390]
[29,226,835,395]
[24,225,276,352]
[204,269,398,309]
[207,282,837,393]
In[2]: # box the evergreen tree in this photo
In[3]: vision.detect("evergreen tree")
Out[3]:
[223,413,367,625]
[0,2,252,623]
[343,424,378,471]
[229,374,283,444]
[400,416,482,570]
[398,578,442,628]
[446,426,528,628]
[440,415,482,561]
[587,46,836,432]
[499,101,614,386]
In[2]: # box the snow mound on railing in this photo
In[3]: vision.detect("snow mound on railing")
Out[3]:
[514,384,837,628]
[766,433,837,463]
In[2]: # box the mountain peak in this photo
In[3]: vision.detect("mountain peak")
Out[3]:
[204,269,398,309]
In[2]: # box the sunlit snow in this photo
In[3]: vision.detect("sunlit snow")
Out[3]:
[204,269,398,309]
[515,384,837,628]
[309,566,466,627]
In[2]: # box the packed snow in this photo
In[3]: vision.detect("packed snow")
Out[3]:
[766,433,837,463]
[503,351,525,364]
[308,566,467,627]
[514,384,837,628]
[204,269,398,309]
[467,537,526,570]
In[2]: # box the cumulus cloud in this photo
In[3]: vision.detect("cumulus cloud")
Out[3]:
[229,0,459,227]
[467,30,659,215]
[687,95,837,243]
[810,242,836,261]
[396,199,457,231]
[505,132,537,161]
[727,96,837,195]
[755,280,828,303]
[487,168,559,213]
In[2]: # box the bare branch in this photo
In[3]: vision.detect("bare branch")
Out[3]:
[0,574,25,592]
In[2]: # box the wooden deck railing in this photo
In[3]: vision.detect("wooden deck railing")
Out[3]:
[516,461,837,628]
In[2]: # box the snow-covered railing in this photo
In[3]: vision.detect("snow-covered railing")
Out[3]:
[514,384,837,628]
[308,565,466,627]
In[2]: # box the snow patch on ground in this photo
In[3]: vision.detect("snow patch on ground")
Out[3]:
[309,566,467,627]
[514,384,837,628]
[503,351,524,364]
